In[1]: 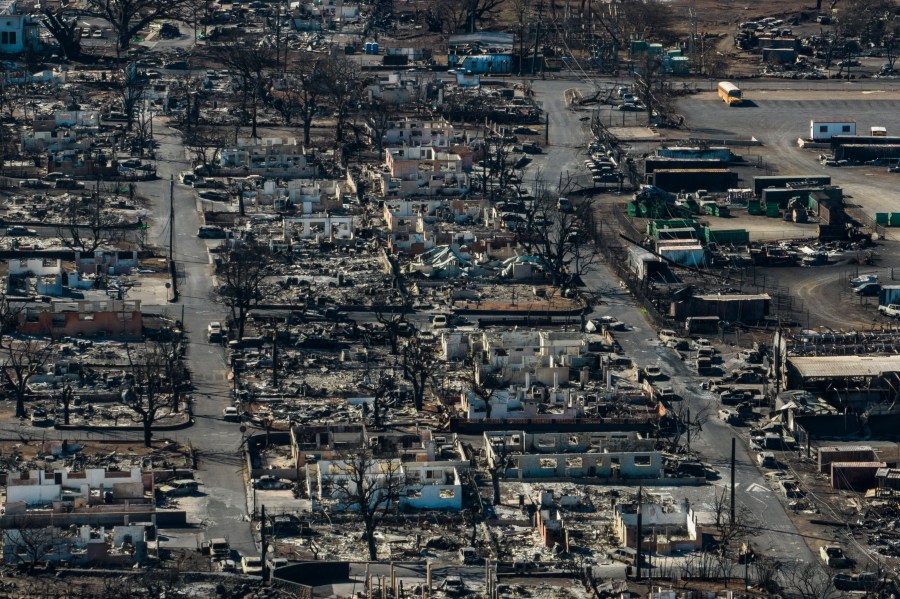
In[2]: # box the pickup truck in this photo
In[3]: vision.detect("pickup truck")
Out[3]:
[879,303,900,317]
[819,545,850,568]
[850,274,878,287]
[201,537,230,559]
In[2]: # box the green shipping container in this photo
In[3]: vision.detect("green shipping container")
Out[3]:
[748,199,762,215]
[705,227,750,244]
[890,213,900,227]
[766,203,781,218]
[652,219,697,230]
[876,212,889,225]
[670,56,689,74]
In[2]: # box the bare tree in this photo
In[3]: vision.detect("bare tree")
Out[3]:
[373,292,410,355]
[425,0,503,34]
[783,560,841,599]
[510,0,533,73]
[519,192,598,293]
[56,194,130,253]
[133,102,155,158]
[838,0,896,48]
[140,569,181,598]
[59,383,74,425]
[885,32,900,72]
[620,0,676,44]
[661,399,713,453]
[753,555,782,595]
[399,335,439,411]
[485,436,511,505]
[319,56,366,145]
[217,242,272,341]
[181,124,233,168]
[0,336,52,418]
[367,101,394,154]
[3,523,64,571]
[287,56,326,147]
[632,53,675,126]
[86,0,192,52]
[41,9,82,60]
[329,445,407,560]
[122,341,175,447]
[709,488,759,582]
[466,364,508,420]
[363,367,396,428]
[118,67,145,132]
[480,135,523,203]
[213,38,275,139]
[158,332,189,413]
[0,295,25,347]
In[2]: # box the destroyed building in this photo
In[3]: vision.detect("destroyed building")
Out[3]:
[18,299,143,340]
[485,431,662,481]
[613,497,713,554]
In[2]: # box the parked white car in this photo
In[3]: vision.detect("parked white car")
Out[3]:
[241,556,263,575]
[878,304,900,317]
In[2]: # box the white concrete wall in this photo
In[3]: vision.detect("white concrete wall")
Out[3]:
[9,258,61,276]
[7,483,62,505]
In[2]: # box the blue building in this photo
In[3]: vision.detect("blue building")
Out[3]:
[448,32,514,75]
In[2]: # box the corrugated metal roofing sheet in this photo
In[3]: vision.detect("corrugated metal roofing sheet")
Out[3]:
[789,355,900,378]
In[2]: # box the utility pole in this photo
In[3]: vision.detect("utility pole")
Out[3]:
[168,175,174,264]
[532,1,544,75]
[730,437,736,526]
[260,504,268,582]
[686,407,691,453]
[688,0,697,71]
[635,485,643,580]
[168,174,177,302]
[271,327,278,387]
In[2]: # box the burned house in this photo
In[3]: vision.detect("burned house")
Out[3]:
[485,431,661,482]
[613,497,713,554]
[219,138,317,178]
[1,467,179,529]
[19,299,143,340]
[307,458,466,512]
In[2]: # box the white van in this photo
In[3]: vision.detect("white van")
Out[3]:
[432,314,448,328]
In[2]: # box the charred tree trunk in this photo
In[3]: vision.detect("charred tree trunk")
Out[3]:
[42,10,82,60]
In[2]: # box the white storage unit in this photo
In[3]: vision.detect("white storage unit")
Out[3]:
[810,119,856,141]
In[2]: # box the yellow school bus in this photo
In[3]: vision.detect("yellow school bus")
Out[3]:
[718,81,742,106]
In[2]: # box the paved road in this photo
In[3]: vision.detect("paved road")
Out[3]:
[138,120,256,554]
[529,78,817,567]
